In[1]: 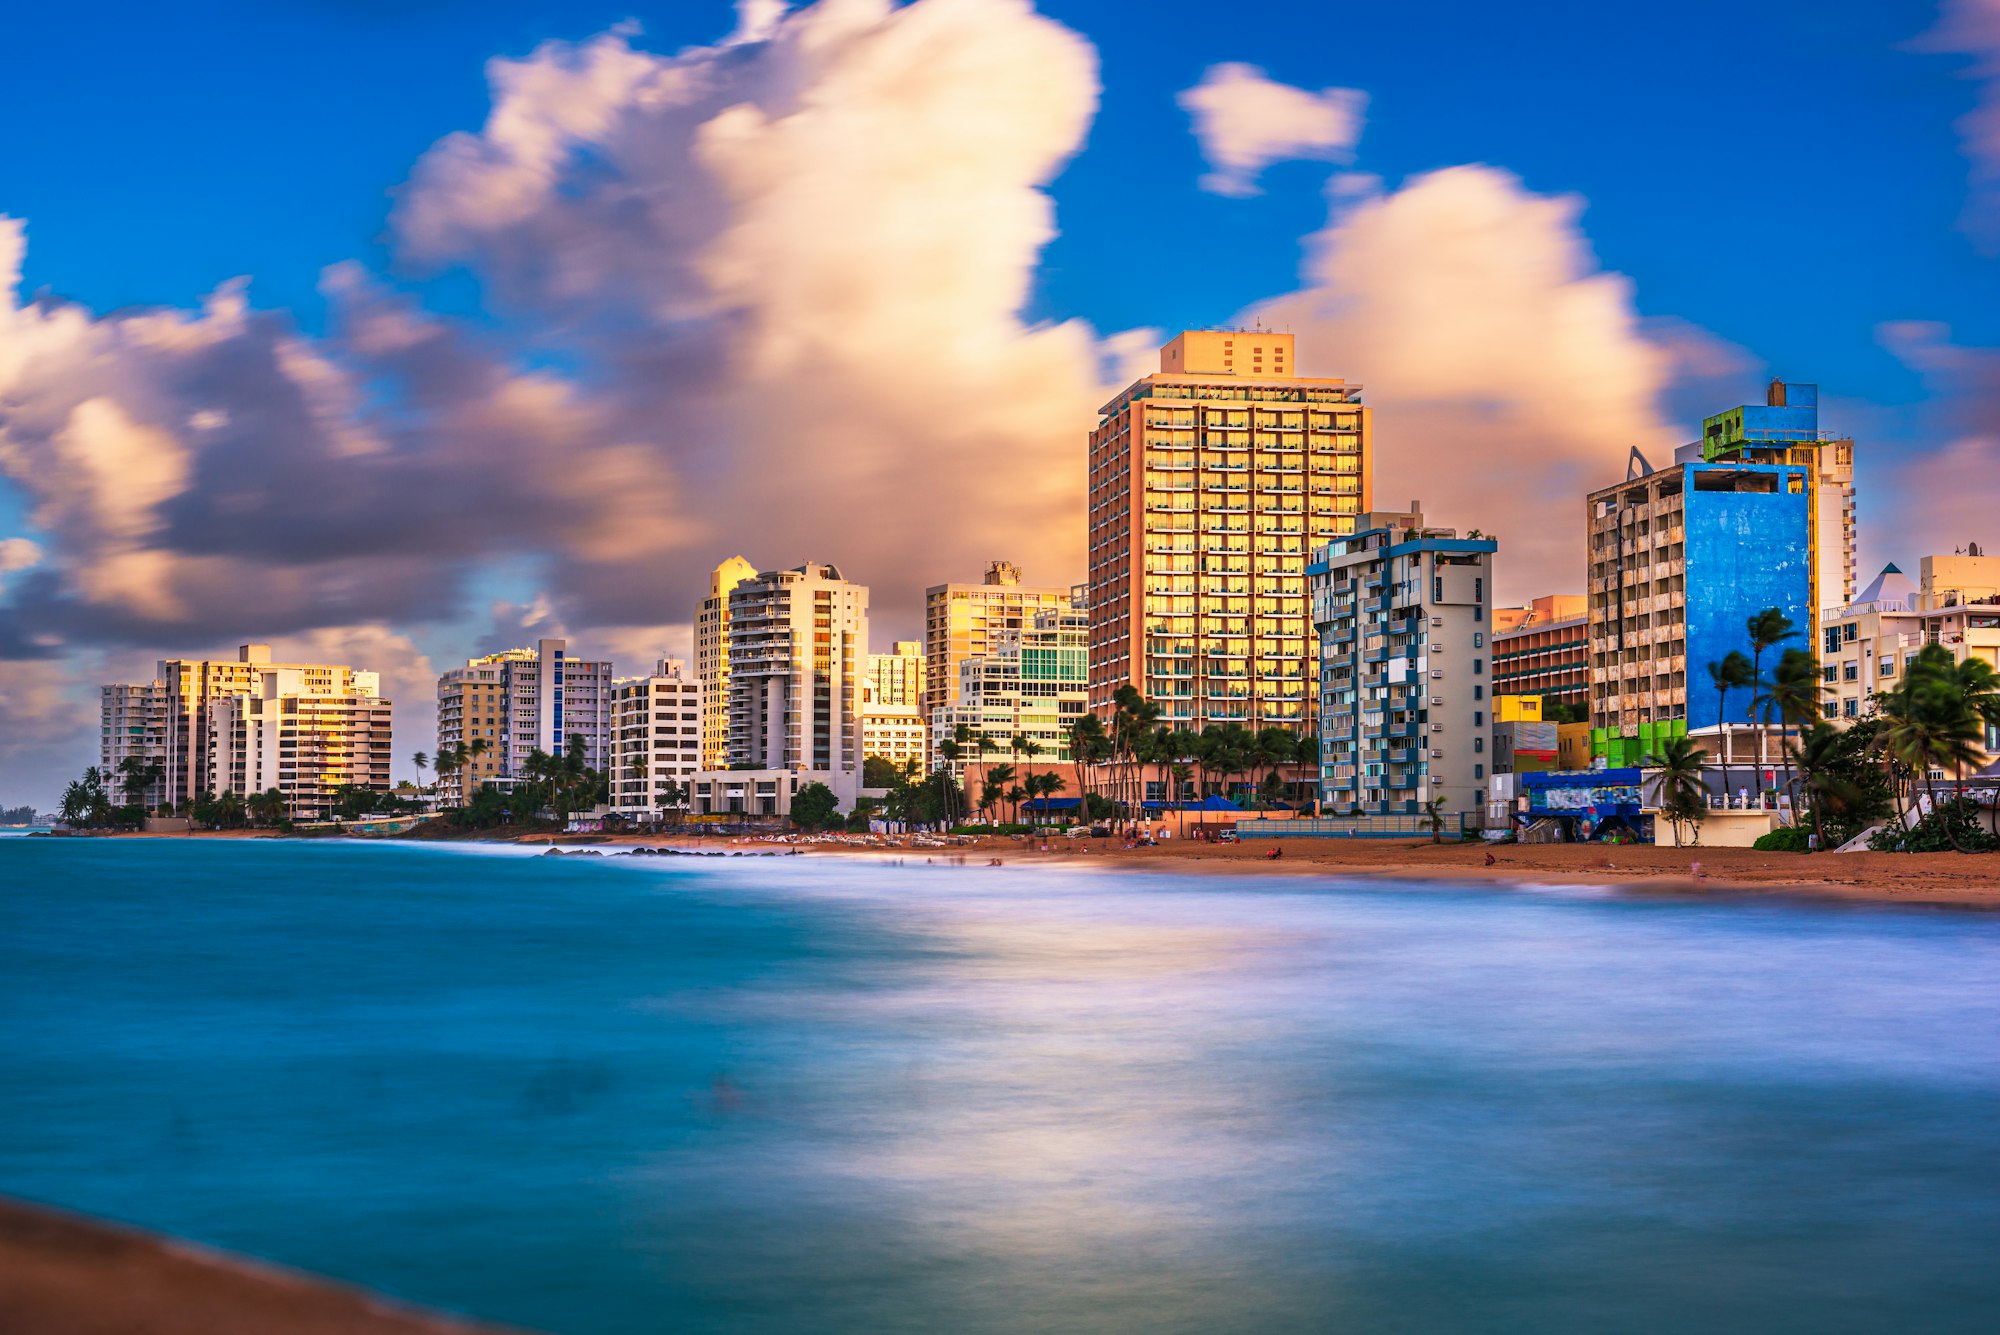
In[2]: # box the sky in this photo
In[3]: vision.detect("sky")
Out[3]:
[3,0,1999,808]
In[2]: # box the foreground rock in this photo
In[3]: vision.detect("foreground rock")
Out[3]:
[0,1196,532,1334]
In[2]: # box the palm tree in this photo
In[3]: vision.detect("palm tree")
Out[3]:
[1705,650,1754,801]
[1067,713,1107,816]
[1424,793,1448,844]
[1018,736,1044,821]
[982,763,1016,823]
[1035,771,1068,826]
[1644,734,1708,847]
[1756,647,1828,817]
[1788,722,1860,850]
[412,751,430,802]
[1170,761,1193,837]
[1745,607,1799,766]
[1876,648,1984,850]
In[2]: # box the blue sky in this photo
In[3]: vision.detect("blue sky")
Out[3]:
[1,0,1996,805]
[5,0,1989,393]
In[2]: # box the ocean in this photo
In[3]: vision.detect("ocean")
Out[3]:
[2,834,1996,1333]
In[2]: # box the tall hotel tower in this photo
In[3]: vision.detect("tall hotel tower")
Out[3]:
[1087,330,1370,733]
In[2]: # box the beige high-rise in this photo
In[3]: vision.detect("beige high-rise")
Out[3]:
[697,555,758,771]
[205,665,393,819]
[1088,331,1369,733]
[924,562,1073,747]
[114,644,381,810]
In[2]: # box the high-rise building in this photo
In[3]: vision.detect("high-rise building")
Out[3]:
[1088,330,1369,734]
[1310,506,1497,818]
[697,556,759,772]
[609,659,702,818]
[1491,594,1589,715]
[204,664,393,819]
[100,681,169,809]
[114,644,379,810]
[1821,555,2000,743]
[860,695,928,775]
[1697,379,1856,620]
[868,640,925,709]
[434,638,612,802]
[923,562,1073,743]
[931,606,1090,780]
[716,561,868,793]
[1586,454,1813,766]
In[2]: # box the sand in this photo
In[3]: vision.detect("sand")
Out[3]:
[0,1196,528,1335]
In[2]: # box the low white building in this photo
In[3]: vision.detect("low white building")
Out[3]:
[609,659,702,819]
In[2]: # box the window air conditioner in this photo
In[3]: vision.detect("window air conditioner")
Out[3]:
[1430,669,1444,679]
[1430,749,1444,759]
[1430,617,1443,626]
[1430,696,1443,706]
[1431,722,1444,731]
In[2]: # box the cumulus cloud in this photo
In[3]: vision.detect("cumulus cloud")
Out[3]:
[394,0,1111,627]
[1250,166,1682,598]
[1917,0,2000,250]
[1178,63,1366,196]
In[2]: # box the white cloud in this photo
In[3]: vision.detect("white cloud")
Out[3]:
[1251,166,1682,598]
[1178,62,1366,197]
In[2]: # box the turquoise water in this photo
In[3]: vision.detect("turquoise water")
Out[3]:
[2,836,1997,1333]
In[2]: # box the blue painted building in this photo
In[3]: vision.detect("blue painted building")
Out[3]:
[1585,458,1813,767]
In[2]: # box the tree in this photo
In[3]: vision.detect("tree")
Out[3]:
[1877,645,1986,850]
[412,751,430,802]
[982,763,1017,823]
[115,755,164,814]
[250,787,290,826]
[1017,735,1043,821]
[1644,734,1708,846]
[1424,793,1449,844]
[1067,713,1108,816]
[1756,646,1828,814]
[863,755,904,789]
[1745,607,1800,761]
[1169,761,1193,837]
[1705,651,1755,800]
[790,781,841,832]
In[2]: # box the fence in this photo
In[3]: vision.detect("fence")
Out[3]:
[1235,813,1475,840]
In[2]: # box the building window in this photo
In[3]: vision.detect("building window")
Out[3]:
[1843,698,1857,718]
[1474,659,1484,675]
[1474,711,1484,726]
[1824,627,1842,654]
[1475,764,1484,779]
[1473,684,1483,700]
[1843,663,1858,681]
[1473,736,1484,753]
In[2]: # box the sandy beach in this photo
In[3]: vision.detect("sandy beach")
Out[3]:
[74,823,2000,909]
[0,1196,526,1335]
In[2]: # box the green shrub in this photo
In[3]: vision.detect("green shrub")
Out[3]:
[948,823,1036,836]
[1752,825,1810,853]
[1869,797,2000,853]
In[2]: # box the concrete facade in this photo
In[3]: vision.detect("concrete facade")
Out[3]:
[931,606,1090,781]
[609,659,702,818]
[1310,506,1498,819]
[696,555,758,772]
[720,561,868,805]
[1088,331,1369,735]
[204,665,393,819]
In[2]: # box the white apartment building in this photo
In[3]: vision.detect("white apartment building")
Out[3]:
[609,659,703,818]
[1822,554,2000,746]
[860,693,927,776]
[692,561,869,817]
[100,680,169,808]
[204,665,393,819]
[868,640,925,709]
[1310,506,1498,819]
[105,644,379,810]
[435,638,612,802]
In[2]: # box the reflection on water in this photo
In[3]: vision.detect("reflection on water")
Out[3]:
[2,838,1997,1334]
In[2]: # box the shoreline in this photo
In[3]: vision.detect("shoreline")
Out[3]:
[64,824,2000,911]
[0,1194,526,1334]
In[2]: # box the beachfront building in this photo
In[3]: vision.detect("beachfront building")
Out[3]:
[99,680,169,809]
[930,606,1090,789]
[1586,441,1814,767]
[1492,594,1588,718]
[690,561,870,817]
[923,563,1073,764]
[696,555,758,771]
[434,638,613,803]
[860,694,928,776]
[104,645,384,811]
[1821,554,2000,745]
[868,640,925,709]
[1309,505,1497,819]
[203,664,393,820]
[608,659,702,819]
[1087,330,1369,737]
[1699,379,1857,620]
